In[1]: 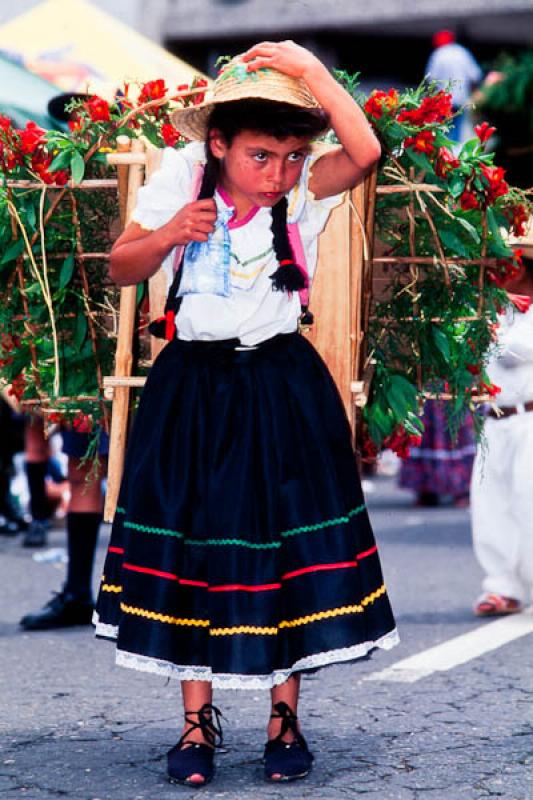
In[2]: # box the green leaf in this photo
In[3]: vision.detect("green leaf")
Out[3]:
[439,227,471,258]
[70,151,85,184]
[406,150,433,173]
[455,215,480,243]
[49,150,72,172]
[59,253,75,289]
[448,174,466,198]
[73,313,87,349]
[0,238,25,265]
[431,326,451,361]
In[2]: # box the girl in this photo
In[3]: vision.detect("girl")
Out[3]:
[95,40,398,787]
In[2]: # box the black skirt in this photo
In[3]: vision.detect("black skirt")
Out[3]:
[94,332,398,689]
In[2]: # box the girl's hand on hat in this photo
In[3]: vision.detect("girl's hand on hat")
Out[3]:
[168,199,217,245]
[241,40,321,82]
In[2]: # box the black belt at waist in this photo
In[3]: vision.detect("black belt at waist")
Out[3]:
[488,400,533,419]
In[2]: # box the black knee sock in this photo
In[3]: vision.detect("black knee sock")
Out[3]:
[26,461,49,521]
[64,511,102,601]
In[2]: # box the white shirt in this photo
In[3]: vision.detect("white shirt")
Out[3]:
[132,141,343,346]
[425,43,482,107]
[487,306,533,406]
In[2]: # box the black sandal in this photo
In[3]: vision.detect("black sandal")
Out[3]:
[167,703,223,787]
[263,701,314,782]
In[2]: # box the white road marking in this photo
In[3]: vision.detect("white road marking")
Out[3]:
[364,609,533,683]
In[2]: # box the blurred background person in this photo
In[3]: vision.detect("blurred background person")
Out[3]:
[471,219,533,617]
[399,400,476,507]
[425,29,482,144]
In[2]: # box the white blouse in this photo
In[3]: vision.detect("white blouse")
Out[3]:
[487,306,533,406]
[132,141,343,346]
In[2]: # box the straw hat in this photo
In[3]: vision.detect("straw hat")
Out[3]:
[170,56,320,141]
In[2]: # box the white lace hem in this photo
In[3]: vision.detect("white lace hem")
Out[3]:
[98,628,399,690]
[92,611,118,640]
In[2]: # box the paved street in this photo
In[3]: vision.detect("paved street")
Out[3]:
[1,476,532,800]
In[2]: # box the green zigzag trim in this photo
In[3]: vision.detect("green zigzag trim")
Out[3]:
[116,506,126,515]
[280,504,366,538]
[187,538,281,550]
[119,504,366,546]
[124,521,185,539]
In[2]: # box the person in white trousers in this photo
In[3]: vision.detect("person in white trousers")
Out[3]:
[471,220,533,616]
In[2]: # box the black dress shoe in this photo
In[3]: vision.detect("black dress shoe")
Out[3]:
[22,520,48,548]
[20,591,94,631]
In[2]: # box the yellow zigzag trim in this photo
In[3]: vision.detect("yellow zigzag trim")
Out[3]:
[115,586,387,635]
[100,575,122,593]
[210,624,277,637]
[101,583,122,593]
[278,585,386,629]
[120,603,210,628]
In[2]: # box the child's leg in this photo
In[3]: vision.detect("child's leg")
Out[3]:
[177,680,215,785]
[268,674,301,741]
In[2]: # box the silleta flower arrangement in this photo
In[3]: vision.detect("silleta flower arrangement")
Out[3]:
[0,77,207,449]
[350,77,531,459]
[0,71,530,460]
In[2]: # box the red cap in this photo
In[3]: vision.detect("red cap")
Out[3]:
[433,30,455,48]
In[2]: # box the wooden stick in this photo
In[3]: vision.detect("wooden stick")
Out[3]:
[21,395,102,406]
[107,153,148,166]
[407,168,423,391]
[373,256,499,265]
[377,184,445,194]
[103,376,147,388]
[6,179,118,190]
[69,191,109,432]
[104,138,145,522]
[115,136,132,229]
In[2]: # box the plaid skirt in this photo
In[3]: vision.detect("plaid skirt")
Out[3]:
[94,332,398,689]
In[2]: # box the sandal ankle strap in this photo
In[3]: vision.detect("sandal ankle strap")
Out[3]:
[269,701,308,750]
[179,703,224,749]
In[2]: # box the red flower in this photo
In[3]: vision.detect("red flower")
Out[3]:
[72,412,93,433]
[192,77,208,106]
[0,142,21,171]
[160,123,181,147]
[434,146,460,178]
[474,122,496,145]
[404,129,436,154]
[19,121,46,154]
[364,89,399,120]
[487,250,523,288]
[86,96,111,122]
[479,381,501,398]
[480,164,509,204]
[31,148,53,182]
[505,204,529,238]
[0,114,12,131]
[398,91,453,126]
[507,292,532,314]
[139,79,167,104]
[466,364,481,375]
[68,114,85,133]
[385,426,422,459]
[8,373,25,402]
[52,169,69,186]
[360,430,378,461]
[459,190,479,211]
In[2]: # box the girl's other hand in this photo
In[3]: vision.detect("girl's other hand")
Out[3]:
[168,198,217,245]
[241,41,321,82]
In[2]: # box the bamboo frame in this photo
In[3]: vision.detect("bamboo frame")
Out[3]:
[103,138,146,521]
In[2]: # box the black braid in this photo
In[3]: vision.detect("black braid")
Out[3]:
[269,197,308,293]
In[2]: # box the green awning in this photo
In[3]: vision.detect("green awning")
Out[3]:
[0,50,62,129]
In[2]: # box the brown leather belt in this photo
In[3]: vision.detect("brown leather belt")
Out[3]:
[488,400,533,419]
